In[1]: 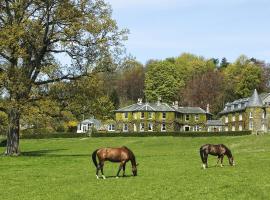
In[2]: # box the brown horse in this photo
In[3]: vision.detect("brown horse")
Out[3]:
[91,146,138,179]
[200,144,235,169]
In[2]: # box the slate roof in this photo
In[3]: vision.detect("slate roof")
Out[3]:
[115,102,175,112]
[176,107,208,114]
[206,120,225,126]
[219,89,266,114]
[115,103,208,114]
[80,118,102,128]
[247,89,263,107]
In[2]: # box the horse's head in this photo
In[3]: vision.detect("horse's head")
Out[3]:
[229,156,235,166]
[132,163,138,176]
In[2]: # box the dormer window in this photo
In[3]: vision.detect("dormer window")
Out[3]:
[238,104,241,109]
[249,112,253,119]
[141,112,145,119]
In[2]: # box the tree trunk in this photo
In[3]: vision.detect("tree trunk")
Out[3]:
[5,108,20,156]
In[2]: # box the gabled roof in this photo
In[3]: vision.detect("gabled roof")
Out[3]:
[176,107,208,114]
[115,102,175,112]
[247,89,263,107]
[219,89,267,115]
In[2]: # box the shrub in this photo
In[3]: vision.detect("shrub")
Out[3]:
[91,131,252,137]
[20,133,87,139]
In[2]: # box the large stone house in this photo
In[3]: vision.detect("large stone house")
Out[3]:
[111,98,212,132]
[219,89,270,133]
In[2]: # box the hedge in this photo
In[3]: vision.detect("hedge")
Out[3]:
[91,131,252,137]
[20,133,87,139]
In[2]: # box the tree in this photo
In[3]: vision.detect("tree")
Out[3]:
[223,55,264,101]
[220,57,229,69]
[109,89,120,109]
[0,0,127,155]
[117,59,145,103]
[181,70,225,115]
[145,61,183,102]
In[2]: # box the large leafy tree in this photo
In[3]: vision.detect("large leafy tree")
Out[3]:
[0,0,127,155]
[145,60,183,102]
[223,55,264,101]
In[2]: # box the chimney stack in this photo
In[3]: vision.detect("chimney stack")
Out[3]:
[137,98,142,105]
[206,104,210,113]
[157,97,161,106]
[174,101,179,109]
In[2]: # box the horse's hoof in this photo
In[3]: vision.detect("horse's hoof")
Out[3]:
[116,176,119,179]
[96,175,99,179]
[220,165,223,167]
[102,175,106,179]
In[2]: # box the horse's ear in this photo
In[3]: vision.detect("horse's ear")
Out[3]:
[136,163,139,166]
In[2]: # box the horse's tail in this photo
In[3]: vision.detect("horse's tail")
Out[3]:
[91,149,99,168]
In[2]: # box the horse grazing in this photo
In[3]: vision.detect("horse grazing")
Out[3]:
[91,146,138,179]
[200,144,235,169]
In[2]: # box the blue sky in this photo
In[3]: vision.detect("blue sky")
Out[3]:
[106,0,270,64]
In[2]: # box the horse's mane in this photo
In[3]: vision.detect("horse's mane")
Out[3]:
[122,146,136,164]
[221,144,232,158]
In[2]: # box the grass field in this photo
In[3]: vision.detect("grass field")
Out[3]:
[1,135,270,200]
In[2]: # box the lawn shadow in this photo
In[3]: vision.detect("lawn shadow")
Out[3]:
[98,175,134,179]
[21,149,89,157]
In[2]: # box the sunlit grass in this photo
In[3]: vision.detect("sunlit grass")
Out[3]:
[1,135,270,199]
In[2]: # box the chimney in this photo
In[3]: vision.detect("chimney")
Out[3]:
[137,98,142,105]
[157,97,161,106]
[173,101,179,109]
[206,104,210,113]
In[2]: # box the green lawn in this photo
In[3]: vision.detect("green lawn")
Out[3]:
[1,135,270,200]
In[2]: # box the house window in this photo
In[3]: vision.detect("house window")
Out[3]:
[232,126,235,131]
[123,112,128,119]
[148,123,153,131]
[185,115,190,121]
[123,124,128,132]
[249,121,253,130]
[140,123,144,132]
[184,126,190,132]
[239,125,242,131]
[225,116,228,123]
[239,114,242,121]
[262,124,265,131]
[195,114,199,121]
[262,112,266,119]
[162,112,166,119]
[161,123,166,132]
[238,104,241,109]
[232,115,235,122]
[141,112,144,119]
[148,112,153,119]
[88,123,92,130]
[225,126,228,132]
[249,112,253,119]
[133,124,137,132]
[194,125,200,131]
[108,124,115,131]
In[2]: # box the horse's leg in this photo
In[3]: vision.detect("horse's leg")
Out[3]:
[122,162,126,177]
[205,154,209,168]
[202,152,207,169]
[216,156,220,167]
[116,162,124,178]
[220,155,224,167]
[100,161,106,179]
[96,165,99,179]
